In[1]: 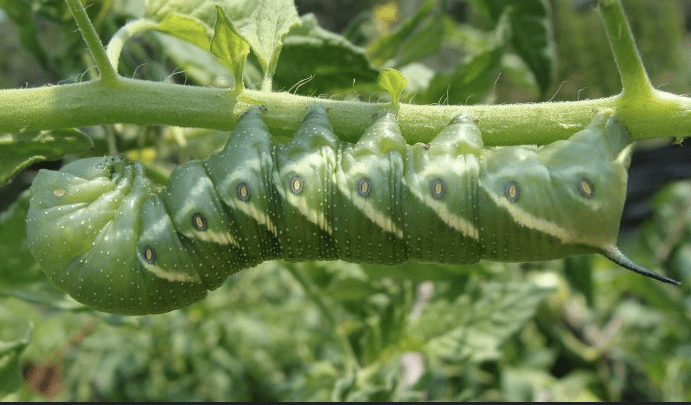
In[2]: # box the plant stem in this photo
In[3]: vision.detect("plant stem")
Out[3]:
[1,77,690,146]
[597,0,653,100]
[0,0,685,148]
[106,19,160,73]
[597,0,691,139]
[64,0,118,83]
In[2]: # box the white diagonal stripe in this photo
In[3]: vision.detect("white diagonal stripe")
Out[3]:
[275,151,333,235]
[334,170,404,239]
[190,229,240,246]
[141,262,201,283]
[405,160,480,240]
[479,180,580,244]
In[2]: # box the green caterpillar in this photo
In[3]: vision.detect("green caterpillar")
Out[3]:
[25,106,679,315]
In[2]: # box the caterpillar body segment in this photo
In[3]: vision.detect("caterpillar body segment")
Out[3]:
[26,107,678,314]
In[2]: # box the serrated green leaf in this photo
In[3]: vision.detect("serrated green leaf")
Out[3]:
[0,324,31,399]
[146,0,253,23]
[210,7,250,89]
[233,0,300,88]
[377,68,407,105]
[273,14,379,95]
[156,12,212,50]
[502,369,599,401]
[507,2,554,95]
[410,282,552,362]
[147,0,299,90]
[0,129,93,184]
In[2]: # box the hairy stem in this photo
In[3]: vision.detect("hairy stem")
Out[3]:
[598,0,653,100]
[106,19,160,73]
[596,0,691,138]
[1,78,691,146]
[0,0,687,148]
[64,0,118,83]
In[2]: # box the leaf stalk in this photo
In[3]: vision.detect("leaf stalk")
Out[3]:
[64,0,119,83]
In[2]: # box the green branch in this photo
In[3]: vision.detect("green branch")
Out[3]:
[105,19,160,73]
[1,78,691,147]
[597,0,691,140]
[64,0,118,83]
[0,0,689,149]
[598,0,653,100]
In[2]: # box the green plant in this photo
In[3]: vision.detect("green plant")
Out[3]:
[1,0,690,401]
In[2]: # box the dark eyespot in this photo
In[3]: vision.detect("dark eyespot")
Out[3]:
[357,178,372,197]
[192,213,207,231]
[236,183,250,202]
[289,175,304,194]
[504,180,520,203]
[430,179,446,200]
[143,246,155,264]
[578,177,595,198]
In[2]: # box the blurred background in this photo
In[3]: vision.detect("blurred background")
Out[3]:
[1,0,690,401]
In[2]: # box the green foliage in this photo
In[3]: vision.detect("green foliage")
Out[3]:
[367,0,442,68]
[274,14,379,95]
[0,0,70,72]
[0,325,31,398]
[210,7,250,90]
[470,0,554,96]
[377,68,408,106]
[0,130,93,184]
[0,0,690,401]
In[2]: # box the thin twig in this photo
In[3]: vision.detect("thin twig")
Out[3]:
[64,0,119,82]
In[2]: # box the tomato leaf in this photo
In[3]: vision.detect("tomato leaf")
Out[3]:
[0,325,31,399]
[210,7,250,89]
[0,129,93,185]
[468,0,554,95]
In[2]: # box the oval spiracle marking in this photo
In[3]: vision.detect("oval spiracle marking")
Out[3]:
[236,182,251,202]
[357,178,372,197]
[578,177,595,198]
[143,246,155,264]
[289,175,304,194]
[192,213,207,231]
[431,179,446,200]
[504,180,520,203]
